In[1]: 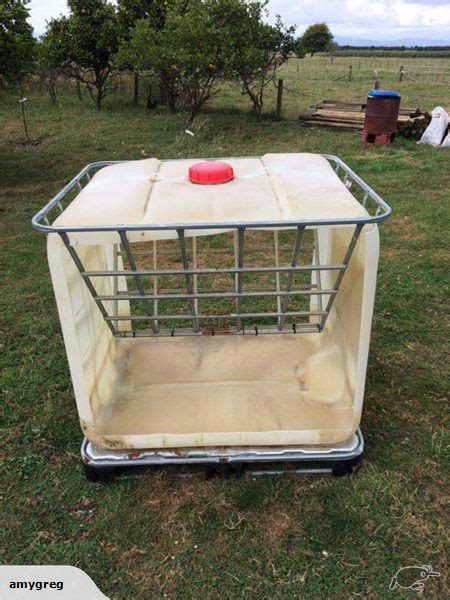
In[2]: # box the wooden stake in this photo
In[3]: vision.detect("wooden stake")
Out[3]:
[19,99,31,145]
[348,65,352,81]
[276,79,283,120]
[398,65,404,82]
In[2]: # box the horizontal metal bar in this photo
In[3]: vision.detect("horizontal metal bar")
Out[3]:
[114,323,322,338]
[81,429,363,465]
[105,310,328,321]
[96,289,337,301]
[83,264,346,277]
[155,283,318,294]
[117,245,315,257]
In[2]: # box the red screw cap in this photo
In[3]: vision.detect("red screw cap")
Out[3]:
[188,161,234,185]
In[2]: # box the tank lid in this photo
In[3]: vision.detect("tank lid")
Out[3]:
[367,89,401,98]
[189,161,234,185]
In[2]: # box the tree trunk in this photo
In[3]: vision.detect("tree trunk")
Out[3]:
[76,79,82,101]
[49,80,57,105]
[167,91,176,114]
[134,71,139,106]
[146,84,156,110]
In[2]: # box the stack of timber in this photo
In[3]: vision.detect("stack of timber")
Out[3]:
[299,100,430,139]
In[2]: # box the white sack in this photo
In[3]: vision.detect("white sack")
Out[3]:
[418,106,449,146]
[441,129,450,147]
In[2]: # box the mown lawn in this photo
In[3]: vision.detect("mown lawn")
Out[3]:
[1,65,449,598]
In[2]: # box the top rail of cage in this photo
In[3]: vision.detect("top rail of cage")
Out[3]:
[31,155,391,234]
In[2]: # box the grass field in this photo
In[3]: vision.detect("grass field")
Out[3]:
[1,59,449,598]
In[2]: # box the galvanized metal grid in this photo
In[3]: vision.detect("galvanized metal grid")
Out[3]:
[32,155,390,338]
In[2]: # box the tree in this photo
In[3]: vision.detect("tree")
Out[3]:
[37,31,66,105]
[0,0,35,85]
[117,0,228,122]
[117,0,165,105]
[300,23,333,56]
[44,0,120,109]
[212,0,295,120]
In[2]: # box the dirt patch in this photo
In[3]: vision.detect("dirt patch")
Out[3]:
[388,215,427,242]
[262,510,296,545]
[14,136,49,148]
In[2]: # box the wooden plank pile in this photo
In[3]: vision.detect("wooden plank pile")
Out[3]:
[299,100,430,139]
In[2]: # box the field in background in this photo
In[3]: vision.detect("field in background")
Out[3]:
[286,54,450,85]
[321,49,450,58]
[1,55,449,598]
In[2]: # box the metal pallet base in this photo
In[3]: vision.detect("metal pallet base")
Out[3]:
[81,429,364,480]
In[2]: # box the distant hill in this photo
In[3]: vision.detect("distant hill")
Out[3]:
[335,37,450,48]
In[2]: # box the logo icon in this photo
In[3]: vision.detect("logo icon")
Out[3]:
[389,565,440,592]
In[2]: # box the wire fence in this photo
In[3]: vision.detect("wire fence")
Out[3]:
[284,56,450,84]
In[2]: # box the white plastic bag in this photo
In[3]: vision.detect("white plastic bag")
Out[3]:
[441,129,450,147]
[418,106,449,146]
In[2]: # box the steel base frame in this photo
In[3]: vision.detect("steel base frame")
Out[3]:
[81,429,364,481]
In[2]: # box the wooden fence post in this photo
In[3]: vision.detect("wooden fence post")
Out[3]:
[398,65,404,82]
[374,78,380,89]
[348,65,352,81]
[276,79,283,120]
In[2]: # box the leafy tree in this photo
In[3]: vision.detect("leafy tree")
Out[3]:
[117,0,165,104]
[37,33,65,105]
[212,0,295,120]
[117,0,228,122]
[300,23,333,56]
[0,0,35,85]
[44,0,120,109]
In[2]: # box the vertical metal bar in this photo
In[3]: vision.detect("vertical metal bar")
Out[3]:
[320,224,363,330]
[236,227,245,331]
[153,240,159,333]
[234,230,238,329]
[119,230,157,334]
[59,232,117,335]
[113,243,118,322]
[363,190,369,209]
[279,225,305,329]
[192,236,198,319]
[314,229,323,316]
[177,229,198,332]
[273,230,282,330]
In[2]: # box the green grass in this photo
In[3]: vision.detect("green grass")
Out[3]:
[1,65,449,598]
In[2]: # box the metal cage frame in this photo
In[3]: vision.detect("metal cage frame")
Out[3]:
[32,155,391,338]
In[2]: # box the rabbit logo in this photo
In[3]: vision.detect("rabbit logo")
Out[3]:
[389,565,440,592]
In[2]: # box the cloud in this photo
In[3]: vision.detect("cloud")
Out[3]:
[28,0,450,42]
[28,0,69,36]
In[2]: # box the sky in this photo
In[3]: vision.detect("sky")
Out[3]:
[28,0,450,44]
